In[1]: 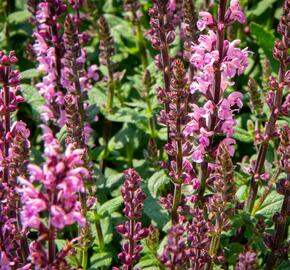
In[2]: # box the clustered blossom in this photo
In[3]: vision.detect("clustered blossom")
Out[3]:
[115,169,149,269]
[62,14,94,149]
[197,0,246,31]
[158,59,195,186]
[186,208,211,269]
[30,0,67,126]
[182,0,198,66]
[17,128,87,269]
[29,0,98,127]
[0,51,29,268]
[185,0,250,164]
[147,0,176,70]
[159,224,187,269]
[18,128,87,231]
[159,208,211,269]
[235,251,257,270]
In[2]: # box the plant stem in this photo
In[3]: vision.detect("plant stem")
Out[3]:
[198,0,227,203]
[265,184,289,270]
[137,22,148,70]
[171,91,184,224]
[205,214,222,270]
[172,184,182,224]
[100,61,115,173]
[246,62,286,213]
[128,218,136,270]
[252,169,280,215]
[93,210,105,250]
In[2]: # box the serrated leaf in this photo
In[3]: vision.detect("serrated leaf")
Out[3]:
[87,86,107,108]
[233,127,253,143]
[20,69,40,80]
[90,252,112,269]
[148,170,170,198]
[236,185,247,201]
[255,191,284,219]
[250,22,279,72]
[21,84,44,117]
[135,258,161,268]
[8,10,30,24]
[98,196,123,216]
[143,187,169,230]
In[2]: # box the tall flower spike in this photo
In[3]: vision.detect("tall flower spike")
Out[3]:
[115,169,149,269]
[185,0,249,205]
[246,0,290,213]
[205,143,237,267]
[159,224,187,269]
[247,78,263,118]
[0,51,29,268]
[148,0,176,135]
[63,14,90,149]
[235,251,257,270]
[182,0,198,66]
[31,0,67,126]
[98,15,117,173]
[187,208,211,269]
[157,59,195,224]
[18,131,87,269]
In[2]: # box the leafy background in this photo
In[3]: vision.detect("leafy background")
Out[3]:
[0,0,288,269]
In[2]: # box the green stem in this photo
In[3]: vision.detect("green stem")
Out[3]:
[136,23,148,69]
[205,214,222,270]
[93,210,105,250]
[171,184,182,224]
[252,169,280,215]
[100,65,115,173]
[246,62,286,213]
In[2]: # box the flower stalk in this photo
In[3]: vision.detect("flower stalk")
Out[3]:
[246,0,289,213]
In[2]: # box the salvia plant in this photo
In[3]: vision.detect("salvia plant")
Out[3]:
[0,0,289,269]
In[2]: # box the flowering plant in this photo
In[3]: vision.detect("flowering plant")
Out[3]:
[0,0,289,269]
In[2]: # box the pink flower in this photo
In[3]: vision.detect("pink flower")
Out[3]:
[228,91,243,108]
[87,64,99,81]
[228,0,246,24]
[35,3,50,24]
[192,145,206,163]
[197,12,215,31]
[51,205,67,229]
[221,138,236,156]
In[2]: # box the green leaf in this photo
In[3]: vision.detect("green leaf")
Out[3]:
[250,22,278,72]
[224,242,244,264]
[143,187,169,230]
[236,185,247,201]
[255,190,284,219]
[89,252,112,269]
[98,196,123,216]
[8,10,30,24]
[56,126,67,144]
[233,127,253,143]
[21,84,44,117]
[88,86,107,108]
[148,170,170,198]
[249,0,277,16]
[135,257,161,269]
[20,69,40,80]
